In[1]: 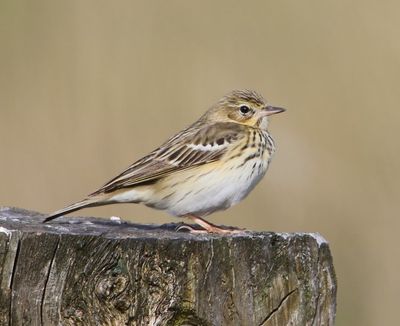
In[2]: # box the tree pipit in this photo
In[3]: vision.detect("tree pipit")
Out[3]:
[44,90,285,234]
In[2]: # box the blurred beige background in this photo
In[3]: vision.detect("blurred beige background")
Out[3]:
[1,1,399,325]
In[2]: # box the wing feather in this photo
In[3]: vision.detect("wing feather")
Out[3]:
[91,122,246,194]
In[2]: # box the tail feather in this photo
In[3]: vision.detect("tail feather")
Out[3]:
[44,198,102,223]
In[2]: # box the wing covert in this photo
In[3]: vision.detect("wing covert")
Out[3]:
[91,122,246,194]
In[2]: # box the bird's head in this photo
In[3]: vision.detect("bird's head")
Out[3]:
[203,89,285,130]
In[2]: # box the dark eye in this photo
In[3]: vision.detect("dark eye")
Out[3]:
[239,105,251,114]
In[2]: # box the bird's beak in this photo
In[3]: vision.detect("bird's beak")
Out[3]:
[262,106,286,116]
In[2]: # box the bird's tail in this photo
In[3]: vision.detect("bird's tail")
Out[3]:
[43,197,103,223]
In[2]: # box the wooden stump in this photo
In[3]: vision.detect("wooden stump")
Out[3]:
[0,207,336,325]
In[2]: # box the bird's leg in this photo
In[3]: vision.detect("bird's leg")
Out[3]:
[177,215,246,234]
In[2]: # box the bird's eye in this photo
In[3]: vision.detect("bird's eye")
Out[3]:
[239,105,251,115]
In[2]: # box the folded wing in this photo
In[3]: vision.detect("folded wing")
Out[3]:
[91,122,246,194]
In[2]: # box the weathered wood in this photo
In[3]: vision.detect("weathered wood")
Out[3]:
[0,207,336,325]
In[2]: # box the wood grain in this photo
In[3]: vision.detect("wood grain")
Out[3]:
[0,207,336,325]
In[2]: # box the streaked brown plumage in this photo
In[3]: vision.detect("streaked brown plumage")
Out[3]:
[45,90,285,233]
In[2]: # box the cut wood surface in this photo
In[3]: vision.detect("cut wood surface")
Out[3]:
[0,207,336,325]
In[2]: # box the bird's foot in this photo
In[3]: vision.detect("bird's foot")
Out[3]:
[176,215,247,234]
[176,224,209,233]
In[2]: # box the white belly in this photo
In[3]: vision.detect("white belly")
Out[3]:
[147,156,270,217]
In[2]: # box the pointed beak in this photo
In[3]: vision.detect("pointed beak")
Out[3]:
[262,105,286,116]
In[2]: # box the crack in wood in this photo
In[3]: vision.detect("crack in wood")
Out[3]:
[259,288,298,326]
[311,247,322,326]
[41,236,61,325]
[9,237,20,325]
[204,238,214,281]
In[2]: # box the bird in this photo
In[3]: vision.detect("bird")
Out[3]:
[44,90,285,233]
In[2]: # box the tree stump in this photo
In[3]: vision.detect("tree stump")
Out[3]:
[0,207,336,325]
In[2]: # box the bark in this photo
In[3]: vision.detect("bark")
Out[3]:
[0,207,336,325]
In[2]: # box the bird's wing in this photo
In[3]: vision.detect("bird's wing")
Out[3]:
[91,122,247,194]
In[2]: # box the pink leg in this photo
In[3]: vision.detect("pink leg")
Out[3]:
[177,215,246,234]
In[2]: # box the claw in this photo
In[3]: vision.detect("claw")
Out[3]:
[176,225,207,233]
[178,215,248,234]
